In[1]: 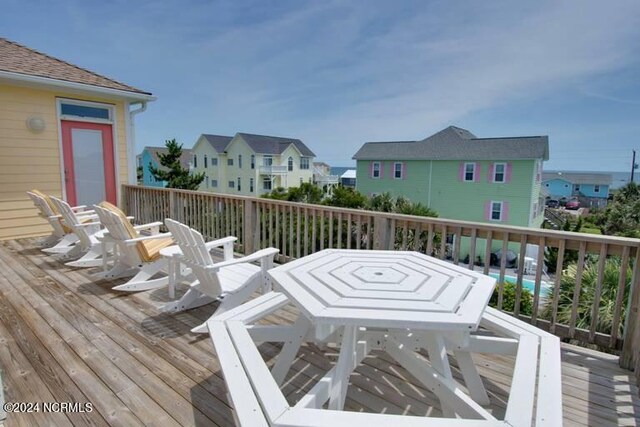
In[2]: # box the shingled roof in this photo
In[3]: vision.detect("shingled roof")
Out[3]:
[352,126,549,161]
[237,133,316,157]
[200,134,234,152]
[143,146,192,172]
[0,38,151,95]
[542,171,612,185]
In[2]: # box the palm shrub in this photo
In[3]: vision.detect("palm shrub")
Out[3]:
[541,258,630,335]
[489,282,533,316]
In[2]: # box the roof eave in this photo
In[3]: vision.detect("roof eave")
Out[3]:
[0,70,156,102]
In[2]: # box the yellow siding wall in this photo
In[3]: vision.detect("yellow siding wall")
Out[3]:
[0,84,128,240]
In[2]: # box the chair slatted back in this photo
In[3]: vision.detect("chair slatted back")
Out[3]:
[28,191,70,234]
[165,219,223,296]
[50,196,81,227]
[95,204,172,264]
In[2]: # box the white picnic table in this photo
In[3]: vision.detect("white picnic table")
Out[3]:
[208,249,564,426]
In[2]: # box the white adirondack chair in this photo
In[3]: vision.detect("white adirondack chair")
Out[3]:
[49,196,106,264]
[27,190,88,253]
[93,203,174,292]
[164,218,279,333]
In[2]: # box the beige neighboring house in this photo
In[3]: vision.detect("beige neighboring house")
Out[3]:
[0,37,154,240]
[192,132,316,196]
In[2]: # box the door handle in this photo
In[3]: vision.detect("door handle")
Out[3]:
[64,169,70,183]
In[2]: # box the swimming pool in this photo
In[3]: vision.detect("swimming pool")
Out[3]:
[488,273,551,295]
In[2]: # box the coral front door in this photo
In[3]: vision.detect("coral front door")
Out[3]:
[61,120,116,206]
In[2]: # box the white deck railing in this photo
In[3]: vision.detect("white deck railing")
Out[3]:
[259,165,288,174]
[122,184,640,381]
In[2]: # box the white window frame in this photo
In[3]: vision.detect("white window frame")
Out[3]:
[493,162,506,183]
[58,98,114,124]
[204,155,208,168]
[288,157,294,172]
[228,158,234,166]
[263,178,272,191]
[249,178,254,193]
[237,177,241,192]
[490,201,503,221]
[594,185,600,193]
[394,162,403,179]
[263,156,273,167]
[464,162,476,182]
[228,180,235,188]
[251,154,255,169]
[574,184,580,192]
[372,162,381,179]
[211,157,218,166]
[238,154,242,169]
[211,179,218,188]
[300,157,310,170]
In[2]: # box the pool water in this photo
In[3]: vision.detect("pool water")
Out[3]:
[488,273,551,296]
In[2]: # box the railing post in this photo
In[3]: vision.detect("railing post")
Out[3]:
[169,190,177,220]
[243,199,256,255]
[373,216,391,250]
[621,248,640,371]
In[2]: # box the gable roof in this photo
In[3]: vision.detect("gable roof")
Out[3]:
[352,126,549,161]
[237,133,315,157]
[0,38,151,96]
[200,134,234,152]
[542,171,612,185]
[142,146,192,172]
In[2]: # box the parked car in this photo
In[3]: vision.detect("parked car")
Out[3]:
[565,199,580,210]
[546,199,560,208]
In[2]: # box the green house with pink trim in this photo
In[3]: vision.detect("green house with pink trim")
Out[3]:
[353,126,549,229]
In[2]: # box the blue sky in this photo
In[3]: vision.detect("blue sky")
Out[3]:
[3,1,640,171]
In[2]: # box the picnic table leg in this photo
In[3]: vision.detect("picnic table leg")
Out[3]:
[454,350,490,406]
[271,314,312,386]
[328,325,357,411]
[424,333,456,418]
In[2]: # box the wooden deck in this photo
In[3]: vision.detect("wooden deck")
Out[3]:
[0,238,638,426]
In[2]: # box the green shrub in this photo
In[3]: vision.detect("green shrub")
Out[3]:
[489,281,533,316]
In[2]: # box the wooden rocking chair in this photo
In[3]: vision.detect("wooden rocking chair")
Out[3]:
[93,203,174,292]
[164,218,279,333]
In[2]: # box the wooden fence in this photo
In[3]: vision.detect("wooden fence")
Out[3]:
[122,185,640,378]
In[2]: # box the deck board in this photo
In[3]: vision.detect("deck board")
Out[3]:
[0,238,638,426]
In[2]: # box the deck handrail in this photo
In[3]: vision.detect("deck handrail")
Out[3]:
[121,184,640,380]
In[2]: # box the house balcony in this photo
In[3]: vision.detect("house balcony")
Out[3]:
[4,184,638,426]
[314,174,339,185]
[259,165,288,175]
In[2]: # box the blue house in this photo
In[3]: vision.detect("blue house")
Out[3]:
[140,146,193,187]
[542,171,612,208]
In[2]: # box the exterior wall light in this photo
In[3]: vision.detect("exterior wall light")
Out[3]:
[26,115,46,133]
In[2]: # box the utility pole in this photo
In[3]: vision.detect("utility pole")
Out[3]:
[632,150,637,183]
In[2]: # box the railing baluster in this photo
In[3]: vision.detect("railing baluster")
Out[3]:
[366,216,372,250]
[550,239,566,334]
[328,211,334,249]
[289,205,294,259]
[296,206,301,259]
[426,224,434,256]
[610,245,630,347]
[401,221,408,251]
[439,224,447,260]
[531,236,546,324]
[346,213,352,250]
[355,215,362,250]
[413,224,422,252]
[483,230,493,275]
[514,234,527,317]
[303,207,309,256]
[319,210,325,250]
[452,227,462,265]
[589,244,608,342]
[337,212,342,249]
[569,241,587,339]
[498,232,509,310]
[468,228,477,270]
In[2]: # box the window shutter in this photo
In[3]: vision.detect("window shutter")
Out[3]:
[475,163,481,182]
[369,162,374,178]
[505,163,513,183]
[402,162,407,180]
[502,202,509,222]
[458,162,465,181]
[488,163,494,183]
[484,201,491,220]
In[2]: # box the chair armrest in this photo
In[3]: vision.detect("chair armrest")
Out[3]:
[75,210,96,216]
[133,222,163,230]
[205,236,238,249]
[48,214,62,221]
[70,205,87,211]
[205,247,279,271]
[75,221,102,227]
[124,232,172,245]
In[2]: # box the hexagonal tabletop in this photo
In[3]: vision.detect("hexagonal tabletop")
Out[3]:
[269,249,496,331]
